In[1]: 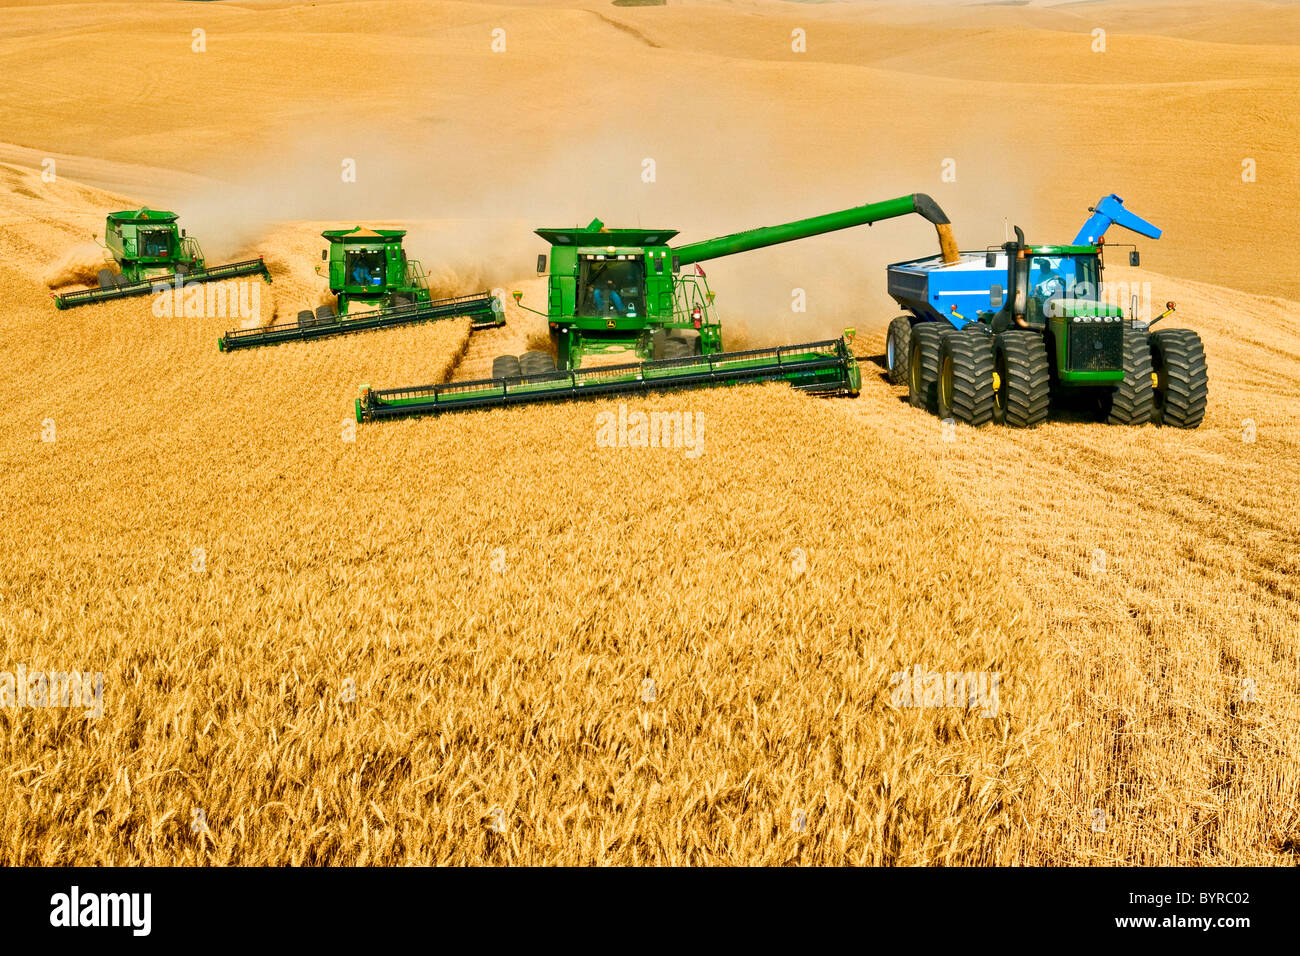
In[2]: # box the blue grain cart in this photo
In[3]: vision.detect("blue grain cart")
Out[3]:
[882,194,1207,428]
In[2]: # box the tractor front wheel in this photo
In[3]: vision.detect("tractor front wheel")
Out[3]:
[1101,326,1155,425]
[907,322,946,412]
[1150,329,1208,428]
[886,316,912,385]
[938,329,995,426]
[992,331,1050,427]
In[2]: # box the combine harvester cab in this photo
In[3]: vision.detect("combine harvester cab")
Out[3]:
[357,193,961,421]
[217,226,501,351]
[52,208,271,310]
[885,193,1207,428]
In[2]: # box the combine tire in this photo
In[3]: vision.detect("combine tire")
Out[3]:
[937,329,995,426]
[992,330,1050,427]
[672,331,703,356]
[97,269,116,291]
[661,338,693,360]
[1102,326,1155,425]
[886,315,912,385]
[1149,329,1208,428]
[315,304,337,324]
[297,309,316,328]
[907,322,946,412]
[492,355,522,379]
[519,350,557,376]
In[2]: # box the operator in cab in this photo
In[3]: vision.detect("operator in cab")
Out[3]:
[593,278,626,315]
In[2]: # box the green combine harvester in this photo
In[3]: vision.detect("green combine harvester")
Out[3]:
[52,208,271,309]
[356,194,960,421]
[218,226,500,351]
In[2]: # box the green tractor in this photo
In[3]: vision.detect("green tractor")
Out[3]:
[887,194,1208,428]
[53,208,271,309]
[218,226,500,351]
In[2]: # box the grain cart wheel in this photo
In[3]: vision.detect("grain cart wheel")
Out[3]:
[907,322,945,412]
[519,350,556,376]
[1149,329,1208,428]
[297,309,316,328]
[492,355,522,379]
[938,329,995,426]
[992,331,1050,427]
[1102,326,1155,425]
[97,269,116,290]
[886,316,912,385]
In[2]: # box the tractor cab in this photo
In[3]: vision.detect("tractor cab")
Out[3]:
[1021,246,1116,326]
[1000,239,1124,382]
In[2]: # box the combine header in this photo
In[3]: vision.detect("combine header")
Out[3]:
[886,193,1207,428]
[357,338,859,421]
[52,208,270,309]
[218,226,500,351]
[357,193,958,420]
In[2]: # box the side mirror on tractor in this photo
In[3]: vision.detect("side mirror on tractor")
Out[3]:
[321,249,327,261]
[990,284,1003,308]
[985,251,997,268]
[671,256,680,274]
[536,254,546,273]
[1129,251,1140,266]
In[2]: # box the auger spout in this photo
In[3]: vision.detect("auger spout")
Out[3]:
[671,193,960,267]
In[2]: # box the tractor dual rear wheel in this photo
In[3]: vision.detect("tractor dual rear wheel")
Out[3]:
[937,329,995,426]
[992,331,1050,428]
[907,322,946,412]
[886,316,912,385]
[1149,329,1208,428]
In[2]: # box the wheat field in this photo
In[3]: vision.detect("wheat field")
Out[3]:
[0,0,1297,865]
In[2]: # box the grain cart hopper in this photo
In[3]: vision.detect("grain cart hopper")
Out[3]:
[52,208,271,309]
[217,226,500,351]
[885,194,1206,428]
[356,194,959,421]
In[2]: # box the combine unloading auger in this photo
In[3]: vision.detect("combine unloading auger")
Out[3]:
[52,208,271,310]
[219,225,500,351]
[356,193,954,421]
